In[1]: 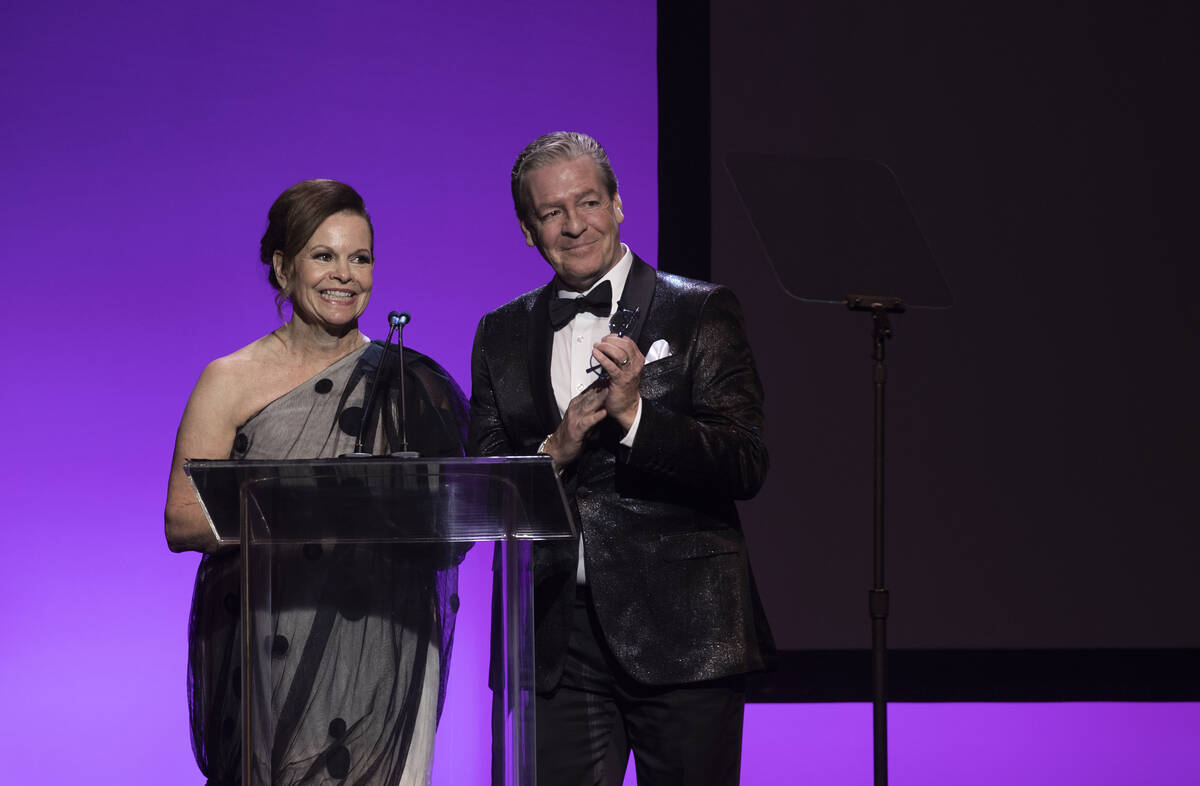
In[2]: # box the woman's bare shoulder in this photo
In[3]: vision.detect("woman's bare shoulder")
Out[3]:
[191,333,286,417]
[207,331,285,378]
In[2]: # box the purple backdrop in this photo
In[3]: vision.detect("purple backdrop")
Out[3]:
[1,1,1194,783]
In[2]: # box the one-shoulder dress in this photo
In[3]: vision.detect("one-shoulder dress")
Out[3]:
[186,342,469,785]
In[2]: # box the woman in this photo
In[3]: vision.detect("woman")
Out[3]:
[165,179,468,785]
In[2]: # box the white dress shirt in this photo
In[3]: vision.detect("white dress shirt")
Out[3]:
[551,244,643,583]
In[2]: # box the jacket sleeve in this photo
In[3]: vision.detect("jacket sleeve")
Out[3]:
[624,286,768,500]
[467,313,514,457]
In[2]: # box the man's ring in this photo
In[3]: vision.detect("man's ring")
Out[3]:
[621,358,629,366]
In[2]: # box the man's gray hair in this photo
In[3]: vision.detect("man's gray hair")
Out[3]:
[511,131,619,225]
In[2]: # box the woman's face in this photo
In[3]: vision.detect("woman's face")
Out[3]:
[274,210,374,329]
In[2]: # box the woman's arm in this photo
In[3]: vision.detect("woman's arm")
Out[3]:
[164,358,244,553]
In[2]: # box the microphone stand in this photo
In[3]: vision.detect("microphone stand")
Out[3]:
[341,311,411,458]
[390,311,418,458]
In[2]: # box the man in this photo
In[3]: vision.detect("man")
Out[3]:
[469,132,774,785]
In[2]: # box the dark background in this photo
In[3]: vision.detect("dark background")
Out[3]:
[660,0,1199,698]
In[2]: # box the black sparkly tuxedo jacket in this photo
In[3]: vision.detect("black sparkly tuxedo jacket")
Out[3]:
[468,256,775,691]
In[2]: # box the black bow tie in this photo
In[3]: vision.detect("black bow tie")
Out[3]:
[548,280,612,330]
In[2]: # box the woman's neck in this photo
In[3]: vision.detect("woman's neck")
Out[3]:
[273,316,368,364]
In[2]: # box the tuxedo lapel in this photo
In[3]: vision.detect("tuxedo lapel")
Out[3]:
[619,256,658,353]
[528,283,561,433]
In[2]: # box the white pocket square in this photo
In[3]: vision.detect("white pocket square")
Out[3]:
[645,339,672,364]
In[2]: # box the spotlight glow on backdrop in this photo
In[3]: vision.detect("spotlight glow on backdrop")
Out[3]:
[2,1,656,782]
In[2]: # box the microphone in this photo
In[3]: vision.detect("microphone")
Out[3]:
[390,312,417,457]
[345,311,411,456]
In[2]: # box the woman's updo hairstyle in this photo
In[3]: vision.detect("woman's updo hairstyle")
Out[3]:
[259,179,373,316]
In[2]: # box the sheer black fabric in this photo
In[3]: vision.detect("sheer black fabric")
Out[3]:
[186,343,470,785]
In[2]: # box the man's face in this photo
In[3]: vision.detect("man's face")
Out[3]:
[521,156,624,292]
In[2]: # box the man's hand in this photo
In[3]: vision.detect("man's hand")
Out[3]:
[590,335,644,433]
[545,382,609,469]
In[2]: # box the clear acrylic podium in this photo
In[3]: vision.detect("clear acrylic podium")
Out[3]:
[186,456,575,786]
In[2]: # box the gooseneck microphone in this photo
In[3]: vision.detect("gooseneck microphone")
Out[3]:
[347,311,411,456]
[389,311,418,457]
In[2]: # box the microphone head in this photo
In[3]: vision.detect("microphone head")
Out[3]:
[388,311,411,327]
